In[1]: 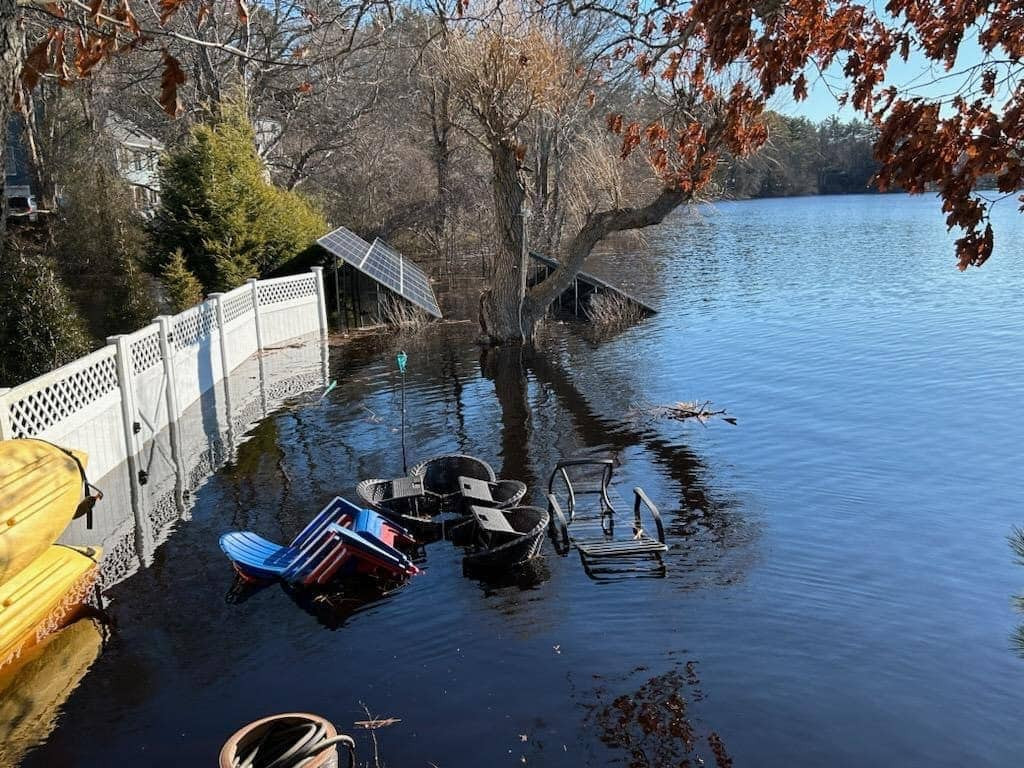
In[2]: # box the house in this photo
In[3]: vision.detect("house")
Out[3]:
[4,114,31,190]
[104,113,164,215]
[4,111,164,216]
[4,114,36,218]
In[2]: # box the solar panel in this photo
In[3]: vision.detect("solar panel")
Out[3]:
[317,227,442,319]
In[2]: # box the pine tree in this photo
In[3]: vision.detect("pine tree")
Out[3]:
[0,248,92,386]
[151,99,326,292]
[160,248,204,312]
[54,157,157,339]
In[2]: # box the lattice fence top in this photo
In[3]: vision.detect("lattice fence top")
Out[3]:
[5,348,119,437]
[1,269,325,445]
[172,302,218,350]
[223,289,254,324]
[258,274,317,306]
[129,327,163,375]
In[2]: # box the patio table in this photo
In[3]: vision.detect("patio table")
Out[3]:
[457,475,495,504]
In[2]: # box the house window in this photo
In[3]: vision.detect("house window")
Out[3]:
[147,153,157,170]
[133,152,142,171]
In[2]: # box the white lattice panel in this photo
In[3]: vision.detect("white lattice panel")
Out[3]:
[3,347,118,437]
[0,346,127,479]
[257,274,317,305]
[223,288,254,324]
[127,324,163,375]
[172,302,219,351]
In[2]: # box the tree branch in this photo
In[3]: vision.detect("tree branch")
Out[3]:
[526,186,689,313]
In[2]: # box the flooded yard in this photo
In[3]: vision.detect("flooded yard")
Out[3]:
[15,194,1024,767]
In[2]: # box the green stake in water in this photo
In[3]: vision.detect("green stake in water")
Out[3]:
[317,380,337,402]
[397,351,408,473]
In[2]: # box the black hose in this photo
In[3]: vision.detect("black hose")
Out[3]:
[232,719,355,768]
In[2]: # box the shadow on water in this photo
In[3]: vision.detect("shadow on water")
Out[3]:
[479,345,537,489]
[224,573,409,633]
[462,554,552,591]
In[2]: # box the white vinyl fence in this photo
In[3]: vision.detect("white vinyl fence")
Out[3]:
[0,268,329,482]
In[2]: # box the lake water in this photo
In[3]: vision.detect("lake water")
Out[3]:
[17,194,1024,767]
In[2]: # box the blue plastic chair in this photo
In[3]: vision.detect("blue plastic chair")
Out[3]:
[220,497,416,585]
[303,523,419,585]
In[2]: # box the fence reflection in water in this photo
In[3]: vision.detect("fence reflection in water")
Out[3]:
[58,336,329,591]
[0,267,330,593]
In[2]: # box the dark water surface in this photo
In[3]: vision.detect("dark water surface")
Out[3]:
[21,195,1024,766]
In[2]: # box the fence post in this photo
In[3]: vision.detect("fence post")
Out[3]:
[157,316,181,429]
[209,293,231,382]
[248,278,265,354]
[108,334,140,463]
[311,266,329,338]
[209,292,237,462]
[0,389,11,439]
[157,315,188,521]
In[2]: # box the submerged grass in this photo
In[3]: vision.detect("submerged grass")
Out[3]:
[379,294,429,330]
[583,291,647,328]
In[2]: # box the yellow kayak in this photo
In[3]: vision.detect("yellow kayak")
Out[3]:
[0,545,101,672]
[0,439,88,585]
[0,617,103,767]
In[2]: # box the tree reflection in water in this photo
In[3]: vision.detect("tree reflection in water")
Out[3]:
[588,663,733,768]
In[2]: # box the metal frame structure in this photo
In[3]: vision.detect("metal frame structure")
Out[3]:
[547,458,667,578]
[317,227,442,324]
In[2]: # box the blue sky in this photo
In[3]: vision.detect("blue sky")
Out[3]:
[776,40,989,122]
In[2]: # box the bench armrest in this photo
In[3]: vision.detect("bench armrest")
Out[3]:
[547,493,571,555]
[548,459,616,519]
[633,487,665,544]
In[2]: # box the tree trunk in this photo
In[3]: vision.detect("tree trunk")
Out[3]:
[428,80,453,253]
[0,0,24,249]
[479,140,532,344]
[434,144,451,247]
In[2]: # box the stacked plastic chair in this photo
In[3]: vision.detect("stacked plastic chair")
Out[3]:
[219,497,418,587]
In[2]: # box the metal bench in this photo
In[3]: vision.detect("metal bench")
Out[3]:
[546,458,667,577]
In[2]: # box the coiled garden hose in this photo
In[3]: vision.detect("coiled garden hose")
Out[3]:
[232,720,355,768]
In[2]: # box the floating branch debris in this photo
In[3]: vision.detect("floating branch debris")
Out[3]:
[629,400,737,426]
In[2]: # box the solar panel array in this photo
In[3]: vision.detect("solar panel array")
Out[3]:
[317,226,442,318]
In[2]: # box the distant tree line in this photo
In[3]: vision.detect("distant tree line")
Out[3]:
[720,114,880,200]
